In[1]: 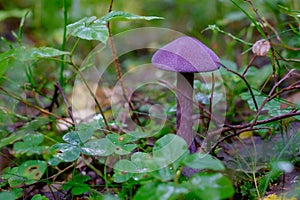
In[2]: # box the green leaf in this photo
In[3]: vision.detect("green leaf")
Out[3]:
[10,188,22,199]
[100,11,163,22]
[151,167,175,182]
[0,49,15,77]
[0,117,51,149]
[98,194,121,200]
[14,46,69,61]
[243,65,272,89]
[48,143,81,165]
[0,59,9,78]
[81,138,115,156]
[106,133,138,155]
[156,183,189,200]
[106,133,138,145]
[18,160,47,185]
[133,182,160,200]
[13,133,46,156]
[0,9,28,21]
[271,161,294,173]
[62,174,91,195]
[241,92,292,118]
[77,123,98,143]
[183,153,225,171]
[67,16,108,43]
[229,0,266,38]
[2,167,25,187]
[112,159,137,183]
[114,143,137,155]
[153,134,188,166]
[133,182,188,200]
[31,194,49,200]
[0,191,17,200]
[62,131,83,146]
[131,152,159,173]
[188,173,234,200]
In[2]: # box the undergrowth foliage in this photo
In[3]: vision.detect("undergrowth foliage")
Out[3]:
[0,0,299,200]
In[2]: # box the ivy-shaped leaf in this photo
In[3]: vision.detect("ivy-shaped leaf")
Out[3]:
[67,11,162,43]
[14,46,69,61]
[100,10,163,22]
[66,16,108,43]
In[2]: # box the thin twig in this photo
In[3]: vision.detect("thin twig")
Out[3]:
[250,69,296,129]
[55,82,77,126]
[210,110,300,153]
[221,63,259,111]
[244,0,280,89]
[0,87,74,125]
[48,84,59,112]
[106,0,145,130]
[242,55,256,76]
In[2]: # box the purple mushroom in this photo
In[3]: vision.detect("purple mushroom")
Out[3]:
[152,36,220,152]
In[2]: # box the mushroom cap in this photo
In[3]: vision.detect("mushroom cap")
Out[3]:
[152,36,220,73]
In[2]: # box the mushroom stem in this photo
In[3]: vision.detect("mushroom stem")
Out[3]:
[176,72,195,152]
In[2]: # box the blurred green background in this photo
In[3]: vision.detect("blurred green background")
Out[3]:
[1,0,296,48]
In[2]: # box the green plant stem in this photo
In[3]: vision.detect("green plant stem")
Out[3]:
[70,38,80,57]
[174,167,182,184]
[252,171,261,199]
[79,157,103,178]
[60,0,68,87]
[230,0,266,38]
[104,158,109,192]
[202,25,253,46]
[18,10,30,44]
[249,136,262,199]
[70,62,110,131]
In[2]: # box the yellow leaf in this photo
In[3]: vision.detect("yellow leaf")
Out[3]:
[263,194,297,200]
[239,131,253,139]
